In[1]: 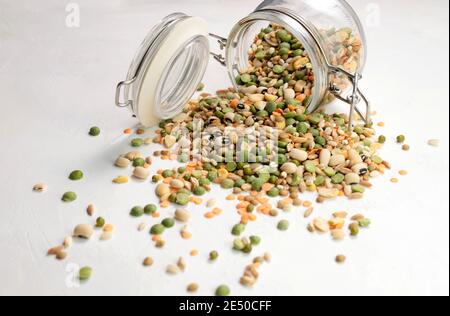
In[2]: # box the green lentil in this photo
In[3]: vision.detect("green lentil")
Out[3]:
[79,266,92,281]
[304,161,316,173]
[324,167,336,177]
[243,243,253,254]
[251,178,264,191]
[226,162,237,172]
[152,175,162,183]
[352,185,365,193]
[193,186,206,196]
[273,65,284,74]
[349,222,359,236]
[133,158,145,167]
[209,251,219,261]
[162,169,174,178]
[199,178,210,186]
[233,238,245,250]
[131,138,144,147]
[176,193,190,206]
[396,135,405,143]
[62,192,77,202]
[69,170,84,181]
[130,206,144,217]
[250,235,261,246]
[221,179,235,189]
[89,127,100,136]
[161,218,175,228]
[378,135,386,144]
[358,218,371,228]
[314,176,325,186]
[277,219,290,231]
[267,187,280,197]
[150,224,165,235]
[144,204,157,215]
[331,173,345,184]
[215,285,230,296]
[231,223,246,236]
[95,217,105,228]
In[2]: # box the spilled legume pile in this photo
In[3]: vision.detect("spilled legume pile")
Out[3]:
[36,25,429,295]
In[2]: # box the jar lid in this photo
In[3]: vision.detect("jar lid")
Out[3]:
[116,13,210,127]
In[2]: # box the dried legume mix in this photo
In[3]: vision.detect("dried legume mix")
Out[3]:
[37,24,422,295]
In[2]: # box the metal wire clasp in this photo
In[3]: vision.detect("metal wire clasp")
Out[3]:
[115,78,136,108]
[328,66,371,131]
[209,33,227,66]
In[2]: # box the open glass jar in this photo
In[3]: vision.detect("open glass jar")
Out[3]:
[116,0,370,129]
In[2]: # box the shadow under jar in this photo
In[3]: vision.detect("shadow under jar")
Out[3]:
[116,0,371,130]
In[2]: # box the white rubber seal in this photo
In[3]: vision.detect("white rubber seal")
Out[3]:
[136,17,208,127]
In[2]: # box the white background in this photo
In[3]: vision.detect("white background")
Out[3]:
[0,0,448,296]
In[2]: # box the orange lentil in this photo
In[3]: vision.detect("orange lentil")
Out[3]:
[390,178,399,183]
[123,128,133,135]
[230,99,239,108]
[212,208,223,215]
[236,202,250,209]
[399,170,408,176]
[152,212,160,218]
[193,197,203,205]
[204,212,215,219]
[237,195,246,201]
[248,214,257,221]
[190,249,199,256]
[103,224,114,232]
[163,177,173,184]
[261,183,273,192]
[160,201,170,208]
[226,195,235,201]
[377,122,385,127]
[303,200,313,207]
[181,231,192,239]
[136,128,145,135]
[152,235,161,242]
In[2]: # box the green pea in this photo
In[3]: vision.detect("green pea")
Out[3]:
[276,30,292,42]
[265,101,277,114]
[279,47,290,56]
[277,219,290,231]
[133,158,145,167]
[290,174,301,186]
[273,65,284,74]
[199,178,210,186]
[243,243,253,254]
[233,238,245,250]
[396,135,405,143]
[314,176,325,186]
[79,267,92,281]
[297,122,308,134]
[255,51,266,60]
[251,178,264,191]
[256,110,269,117]
[378,135,386,144]
[215,285,230,296]
[352,185,365,193]
[240,74,251,83]
[231,223,246,236]
[193,186,206,196]
[191,170,203,179]
[176,193,190,206]
[226,162,237,172]
[277,154,287,165]
[69,170,83,181]
[279,42,291,49]
[144,204,157,215]
[221,179,235,189]
[371,155,383,164]
[62,191,77,202]
[150,224,165,235]
[131,138,144,147]
[161,218,175,228]
[304,161,316,173]
[95,217,105,228]
[324,167,336,177]
[234,179,246,188]
[152,175,162,183]
[315,136,327,146]
[162,169,174,178]
[208,171,218,182]
[130,206,144,217]
[358,218,371,228]
[89,127,100,137]
[309,113,323,125]
[209,251,219,261]
[293,49,304,56]
[331,173,345,184]
[267,187,280,197]
[250,235,261,246]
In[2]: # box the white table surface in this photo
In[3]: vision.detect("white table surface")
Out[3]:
[0,0,448,296]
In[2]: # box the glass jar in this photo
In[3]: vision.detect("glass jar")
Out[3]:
[116,0,370,129]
